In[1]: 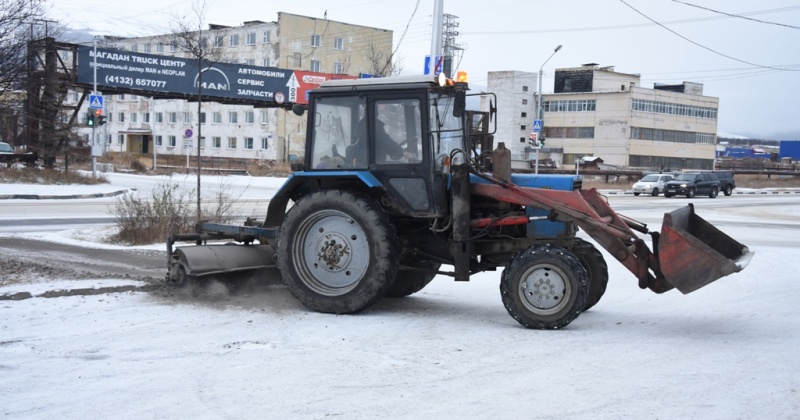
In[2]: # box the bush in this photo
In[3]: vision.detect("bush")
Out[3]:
[110,180,238,245]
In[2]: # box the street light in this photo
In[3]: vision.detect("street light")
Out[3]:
[535,44,562,174]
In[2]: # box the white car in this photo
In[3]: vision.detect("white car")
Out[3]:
[632,173,674,196]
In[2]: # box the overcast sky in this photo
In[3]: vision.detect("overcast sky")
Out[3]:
[50,0,800,140]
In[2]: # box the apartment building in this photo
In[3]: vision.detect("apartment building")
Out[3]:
[70,12,393,163]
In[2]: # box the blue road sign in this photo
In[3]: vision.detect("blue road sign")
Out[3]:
[89,95,104,109]
[532,119,543,132]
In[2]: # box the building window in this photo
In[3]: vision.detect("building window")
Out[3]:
[212,136,221,149]
[131,113,138,123]
[334,37,344,50]
[245,58,255,66]
[245,111,254,124]
[522,86,528,92]
[520,125,526,131]
[261,137,269,149]
[131,44,138,52]
[543,100,597,113]
[168,112,177,123]
[522,99,528,105]
[119,94,125,100]
[155,135,163,146]
[246,32,256,45]
[520,137,526,143]
[228,111,238,124]
[155,112,163,123]
[227,137,237,149]
[199,136,205,149]
[156,43,164,53]
[263,31,271,43]
[293,52,302,67]
[311,34,321,47]
[333,62,344,74]
[144,44,151,53]
[244,137,254,150]
[310,60,320,72]
[212,112,222,124]
[142,113,150,123]
[170,42,177,52]
[229,34,239,47]
[118,112,125,122]
[183,112,190,124]
[260,111,269,125]
[199,112,206,123]
[214,35,223,48]
[261,58,270,67]
[168,135,177,147]
[117,135,124,145]
[106,134,112,144]
[521,112,527,118]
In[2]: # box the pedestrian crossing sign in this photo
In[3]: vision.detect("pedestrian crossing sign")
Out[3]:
[89,95,104,109]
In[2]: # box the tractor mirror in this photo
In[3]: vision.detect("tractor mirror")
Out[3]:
[453,90,465,118]
[292,104,306,116]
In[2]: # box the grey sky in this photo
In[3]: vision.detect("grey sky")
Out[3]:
[51,0,800,139]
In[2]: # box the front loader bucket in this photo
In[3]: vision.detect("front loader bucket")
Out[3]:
[658,204,753,294]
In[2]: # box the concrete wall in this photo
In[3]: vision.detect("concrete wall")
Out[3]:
[485,71,538,167]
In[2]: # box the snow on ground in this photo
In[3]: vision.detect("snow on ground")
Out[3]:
[1,174,799,418]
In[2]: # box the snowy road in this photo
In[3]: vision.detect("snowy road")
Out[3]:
[1,175,799,419]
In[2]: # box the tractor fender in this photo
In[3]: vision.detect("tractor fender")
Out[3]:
[264,171,385,228]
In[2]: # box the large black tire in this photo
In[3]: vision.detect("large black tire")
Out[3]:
[724,185,733,196]
[276,190,399,314]
[651,188,659,197]
[500,245,589,329]
[633,192,640,196]
[571,238,609,311]
[709,186,718,199]
[686,187,696,198]
[385,259,441,298]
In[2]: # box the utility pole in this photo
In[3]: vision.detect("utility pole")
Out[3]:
[442,14,463,77]
[91,36,98,178]
[430,0,443,74]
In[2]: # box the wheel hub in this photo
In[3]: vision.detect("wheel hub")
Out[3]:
[521,267,566,311]
[317,233,351,271]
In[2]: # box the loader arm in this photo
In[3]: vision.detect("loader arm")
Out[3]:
[470,173,752,294]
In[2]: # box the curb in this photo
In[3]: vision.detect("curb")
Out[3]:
[0,189,131,200]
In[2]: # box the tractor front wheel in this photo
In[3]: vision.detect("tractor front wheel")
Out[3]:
[276,190,399,314]
[571,238,608,311]
[500,245,589,329]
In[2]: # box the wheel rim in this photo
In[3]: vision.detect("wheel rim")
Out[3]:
[517,264,572,315]
[292,209,370,296]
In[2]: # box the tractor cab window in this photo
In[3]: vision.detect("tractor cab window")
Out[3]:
[374,99,423,165]
[430,93,465,169]
[310,95,367,170]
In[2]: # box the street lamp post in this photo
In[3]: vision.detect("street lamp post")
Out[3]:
[535,44,562,174]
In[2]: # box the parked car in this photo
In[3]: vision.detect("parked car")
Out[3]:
[664,172,720,198]
[712,170,736,196]
[0,141,14,154]
[632,173,675,196]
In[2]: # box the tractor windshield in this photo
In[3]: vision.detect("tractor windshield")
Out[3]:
[430,92,465,169]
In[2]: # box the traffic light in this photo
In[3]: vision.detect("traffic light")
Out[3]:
[86,112,95,126]
[96,109,107,125]
[539,136,546,147]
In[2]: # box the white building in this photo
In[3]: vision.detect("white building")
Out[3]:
[68,13,393,164]
[486,64,719,171]
[483,71,539,167]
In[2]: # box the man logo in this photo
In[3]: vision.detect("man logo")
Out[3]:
[194,67,230,91]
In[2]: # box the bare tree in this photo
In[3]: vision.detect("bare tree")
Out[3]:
[365,41,403,77]
[165,0,229,222]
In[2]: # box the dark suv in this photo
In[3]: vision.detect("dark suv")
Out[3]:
[712,171,736,196]
[664,172,720,198]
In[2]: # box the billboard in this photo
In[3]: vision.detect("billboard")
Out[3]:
[76,46,355,105]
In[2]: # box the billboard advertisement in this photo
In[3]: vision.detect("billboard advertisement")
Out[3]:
[76,46,355,105]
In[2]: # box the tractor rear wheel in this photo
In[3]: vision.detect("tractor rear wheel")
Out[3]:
[571,238,609,311]
[276,190,399,314]
[500,245,589,329]
[386,259,440,298]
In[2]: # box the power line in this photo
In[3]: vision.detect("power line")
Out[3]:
[618,0,800,72]
[670,0,800,30]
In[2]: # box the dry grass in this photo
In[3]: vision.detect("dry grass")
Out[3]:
[0,166,108,185]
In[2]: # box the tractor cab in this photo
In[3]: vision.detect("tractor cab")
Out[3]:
[302,74,476,218]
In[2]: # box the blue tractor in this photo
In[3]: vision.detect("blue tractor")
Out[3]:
[167,73,752,329]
